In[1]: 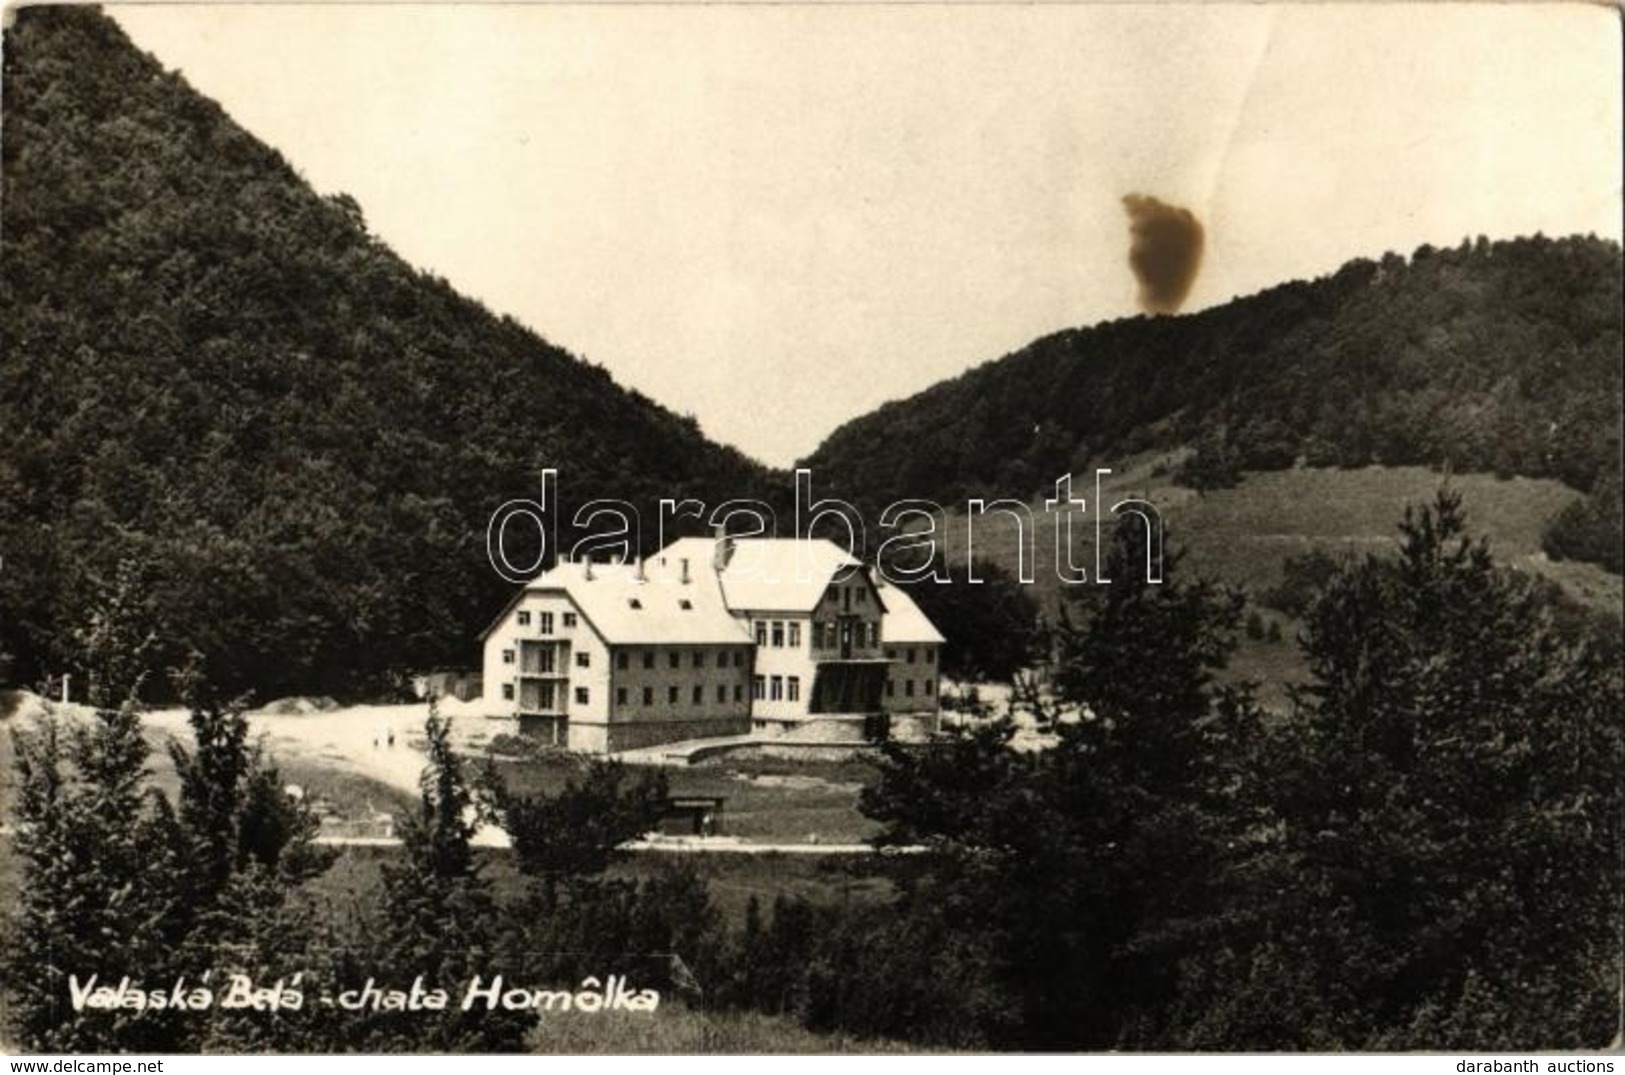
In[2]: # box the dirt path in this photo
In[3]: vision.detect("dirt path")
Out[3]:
[141,701,464,801]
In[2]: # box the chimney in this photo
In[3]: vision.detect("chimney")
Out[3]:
[584,556,594,581]
[680,557,691,584]
[634,555,647,582]
[712,524,735,571]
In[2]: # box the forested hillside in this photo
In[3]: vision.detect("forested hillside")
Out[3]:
[0,7,777,697]
[803,234,1622,570]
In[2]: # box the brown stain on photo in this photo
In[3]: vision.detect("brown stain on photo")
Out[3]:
[1122,194,1205,315]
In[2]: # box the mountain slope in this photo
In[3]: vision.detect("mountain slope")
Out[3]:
[802,235,1623,538]
[0,7,778,696]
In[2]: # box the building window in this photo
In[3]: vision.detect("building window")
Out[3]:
[575,651,590,668]
[907,648,917,664]
[539,612,554,634]
[574,687,589,705]
[905,679,915,697]
[502,649,515,664]
[734,684,744,703]
[788,622,801,647]
[926,649,936,665]
[693,651,704,669]
[770,675,783,701]
[642,687,654,706]
[787,676,801,702]
[692,685,703,705]
[502,684,514,701]
[617,687,628,706]
[616,651,629,670]
[643,651,655,669]
[668,651,680,669]
[885,679,894,697]
[752,675,765,701]
[717,652,728,669]
[562,612,577,628]
[925,679,934,696]
[886,648,898,660]
[668,685,679,704]
[771,621,784,647]
[517,611,531,626]
[856,587,867,605]
[733,651,744,667]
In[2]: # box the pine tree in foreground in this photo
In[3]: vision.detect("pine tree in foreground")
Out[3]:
[1181,491,1624,1049]
[357,704,533,1052]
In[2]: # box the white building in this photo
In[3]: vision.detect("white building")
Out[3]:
[479,532,944,753]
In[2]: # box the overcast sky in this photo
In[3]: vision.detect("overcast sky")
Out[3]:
[108,3,1622,468]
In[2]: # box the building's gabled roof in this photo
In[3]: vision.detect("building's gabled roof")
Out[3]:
[482,554,751,646]
[877,583,947,644]
[660,536,865,613]
[480,536,929,643]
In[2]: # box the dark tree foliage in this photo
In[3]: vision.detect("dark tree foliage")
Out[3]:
[850,521,1264,1049]
[1172,492,1623,1049]
[485,758,668,882]
[3,701,182,1051]
[0,7,779,698]
[1257,548,1347,620]
[2,589,335,1052]
[354,706,534,1051]
[1543,458,1624,573]
[481,760,723,1018]
[1173,427,1242,491]
[893,559,1047,682]
[498,861,728,1017]
[806,238,1622,573]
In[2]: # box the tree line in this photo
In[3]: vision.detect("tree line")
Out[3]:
[0,6,779,702]
[4,493,1618,1052]
[805,235,1623,577]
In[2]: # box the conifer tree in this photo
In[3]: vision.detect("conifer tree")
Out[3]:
[4,595,333,1052]
[360,704,532,1051]
[859,518,1262,1049]
[1186,492,1623,1048]
[3,636,177,1049]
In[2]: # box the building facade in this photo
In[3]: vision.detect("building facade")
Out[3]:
[480,533,944,753]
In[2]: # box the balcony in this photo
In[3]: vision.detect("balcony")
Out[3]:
[518,639,568,677]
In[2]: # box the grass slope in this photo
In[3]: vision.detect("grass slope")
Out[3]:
[933,458,1622,707]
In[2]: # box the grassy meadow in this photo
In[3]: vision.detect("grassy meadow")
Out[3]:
[938,459,1622,709]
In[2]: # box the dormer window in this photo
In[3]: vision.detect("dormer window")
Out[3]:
[679,599,693,610]
[628,598,642,609]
